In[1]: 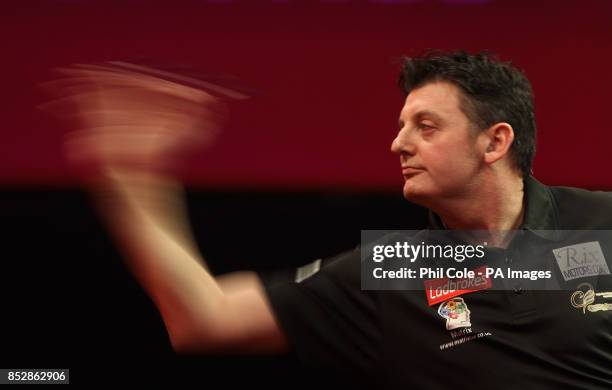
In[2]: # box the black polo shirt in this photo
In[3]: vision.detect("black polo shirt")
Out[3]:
[264,176,612,389]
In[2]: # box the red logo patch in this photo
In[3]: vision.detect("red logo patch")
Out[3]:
[424,266,492,306]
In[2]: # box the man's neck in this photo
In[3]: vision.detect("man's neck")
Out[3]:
[433,173,525,247]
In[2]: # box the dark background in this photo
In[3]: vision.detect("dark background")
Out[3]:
[1,0,611,385]
[0,188,428,385]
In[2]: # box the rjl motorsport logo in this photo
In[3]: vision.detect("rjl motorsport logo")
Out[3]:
[424,266,492,306]
[553,241,610,281]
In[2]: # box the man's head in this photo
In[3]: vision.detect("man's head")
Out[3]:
[391,50,536,205]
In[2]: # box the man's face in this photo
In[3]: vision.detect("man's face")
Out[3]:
[391,81,485,206]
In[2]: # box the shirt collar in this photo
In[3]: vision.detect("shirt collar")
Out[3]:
[427,175,561,241]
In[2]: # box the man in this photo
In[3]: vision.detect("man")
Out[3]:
[57,51,612,388]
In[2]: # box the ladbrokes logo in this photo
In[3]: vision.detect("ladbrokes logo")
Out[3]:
[570,282,612,314]
[424,265,491,306]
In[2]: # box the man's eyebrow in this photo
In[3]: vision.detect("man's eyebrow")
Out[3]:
[398,110,445,129]
[414,109,444,123]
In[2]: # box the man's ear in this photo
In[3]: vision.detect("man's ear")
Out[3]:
[482,122,514,165]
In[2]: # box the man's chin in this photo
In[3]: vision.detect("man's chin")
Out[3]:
[402,182,430,206]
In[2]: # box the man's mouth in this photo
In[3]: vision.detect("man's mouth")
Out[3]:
[401,166,424,176]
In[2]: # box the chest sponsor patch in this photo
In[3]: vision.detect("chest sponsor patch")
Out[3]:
[552,241,610,281]
[438,297,471,330]
[570,282,612,314]
[436,297,495,350]
[424,265,492,306]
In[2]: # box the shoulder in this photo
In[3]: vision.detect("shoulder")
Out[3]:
[548,184,612,228]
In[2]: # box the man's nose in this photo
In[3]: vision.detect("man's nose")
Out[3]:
[390,127,415,155]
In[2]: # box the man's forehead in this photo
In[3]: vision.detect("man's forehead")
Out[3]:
[399,81,462,120]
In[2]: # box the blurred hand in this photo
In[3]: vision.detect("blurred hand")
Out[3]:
[41,63,228,182]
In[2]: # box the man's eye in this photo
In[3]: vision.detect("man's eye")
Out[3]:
[418,123,435,131]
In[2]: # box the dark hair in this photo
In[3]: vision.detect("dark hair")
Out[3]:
[398,50,536,177]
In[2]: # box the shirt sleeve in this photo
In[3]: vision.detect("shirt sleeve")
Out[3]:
[262,247,382,379]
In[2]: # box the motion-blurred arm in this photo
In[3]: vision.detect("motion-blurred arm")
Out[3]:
[44,64,289,354]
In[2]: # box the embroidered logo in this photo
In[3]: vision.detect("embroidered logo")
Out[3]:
[570,282,612,314]
[438,297,471,330]
[552,241,610,281]
[436,297,493,350]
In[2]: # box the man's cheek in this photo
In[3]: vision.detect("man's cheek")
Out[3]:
[424,153,450,175]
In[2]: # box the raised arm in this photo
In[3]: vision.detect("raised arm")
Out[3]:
[47,64,289,355]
